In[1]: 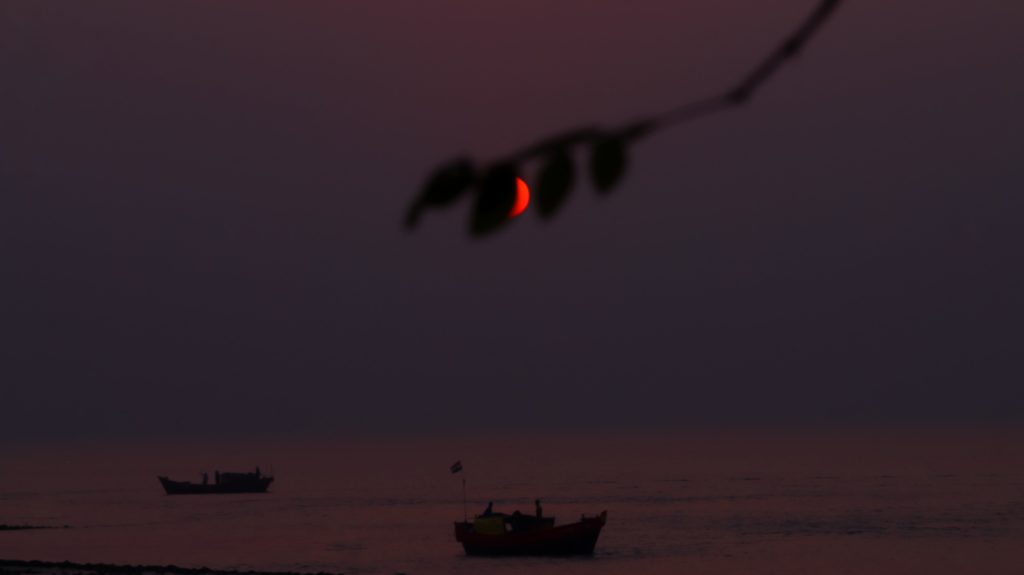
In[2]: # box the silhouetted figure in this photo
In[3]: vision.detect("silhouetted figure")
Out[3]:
[483,501,493,516]
[215,471,220,485]
[255,466,261,478]
[202,472,208,486]
[535,499,543,518]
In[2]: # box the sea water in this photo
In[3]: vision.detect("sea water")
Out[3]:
[1,429,1022,574]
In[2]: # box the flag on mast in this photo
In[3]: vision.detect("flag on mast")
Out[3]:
[450,460,463,474]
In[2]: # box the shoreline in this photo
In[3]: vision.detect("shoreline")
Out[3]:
[0,560,343,575]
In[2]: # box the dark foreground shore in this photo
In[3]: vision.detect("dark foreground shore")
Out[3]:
[0,560,344,575]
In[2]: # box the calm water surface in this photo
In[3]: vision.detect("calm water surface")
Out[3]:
[2,429,1022,574]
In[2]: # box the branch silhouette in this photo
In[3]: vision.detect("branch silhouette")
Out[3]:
[405,0,844,238]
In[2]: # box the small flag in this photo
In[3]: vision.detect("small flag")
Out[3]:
[450,460,463,474]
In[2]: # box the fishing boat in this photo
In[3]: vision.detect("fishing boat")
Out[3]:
[454,510,607,556]
[158,468,273,495]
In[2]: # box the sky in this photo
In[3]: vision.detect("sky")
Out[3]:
[2,0,1023,442]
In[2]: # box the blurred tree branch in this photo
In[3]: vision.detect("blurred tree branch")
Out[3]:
[405,0,845,238]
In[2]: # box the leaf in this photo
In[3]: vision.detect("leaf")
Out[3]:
[469,163,519,237]
[589,136,628,194]
[420,157,477,206]
[535,149,575,219]
[405,158,476,229]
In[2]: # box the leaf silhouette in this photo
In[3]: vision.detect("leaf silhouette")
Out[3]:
[405,158,476,229]
[589,136,628,194]
[535,149,575,219]
[469,163,519,237]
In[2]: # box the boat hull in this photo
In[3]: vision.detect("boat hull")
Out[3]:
[158,476,273,495]
[454,511,606,556]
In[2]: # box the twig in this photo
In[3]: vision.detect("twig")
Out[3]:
[407,0,846,236]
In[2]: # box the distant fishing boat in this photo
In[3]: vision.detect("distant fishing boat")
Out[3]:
[454,510,607,556]
[158,468,273,495]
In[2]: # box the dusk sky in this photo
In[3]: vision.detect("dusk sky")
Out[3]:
[3,0,1023,442]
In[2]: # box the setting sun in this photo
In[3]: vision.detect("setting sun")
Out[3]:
[509,177,530,218]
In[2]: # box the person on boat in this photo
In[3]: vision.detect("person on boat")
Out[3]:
[215,471,220,485]
[535,499,543,518]
[255,467,261,478]
[483,501,493,516]
[202,472,209,486]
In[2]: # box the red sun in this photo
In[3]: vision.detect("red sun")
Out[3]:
[509,177,530,218]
